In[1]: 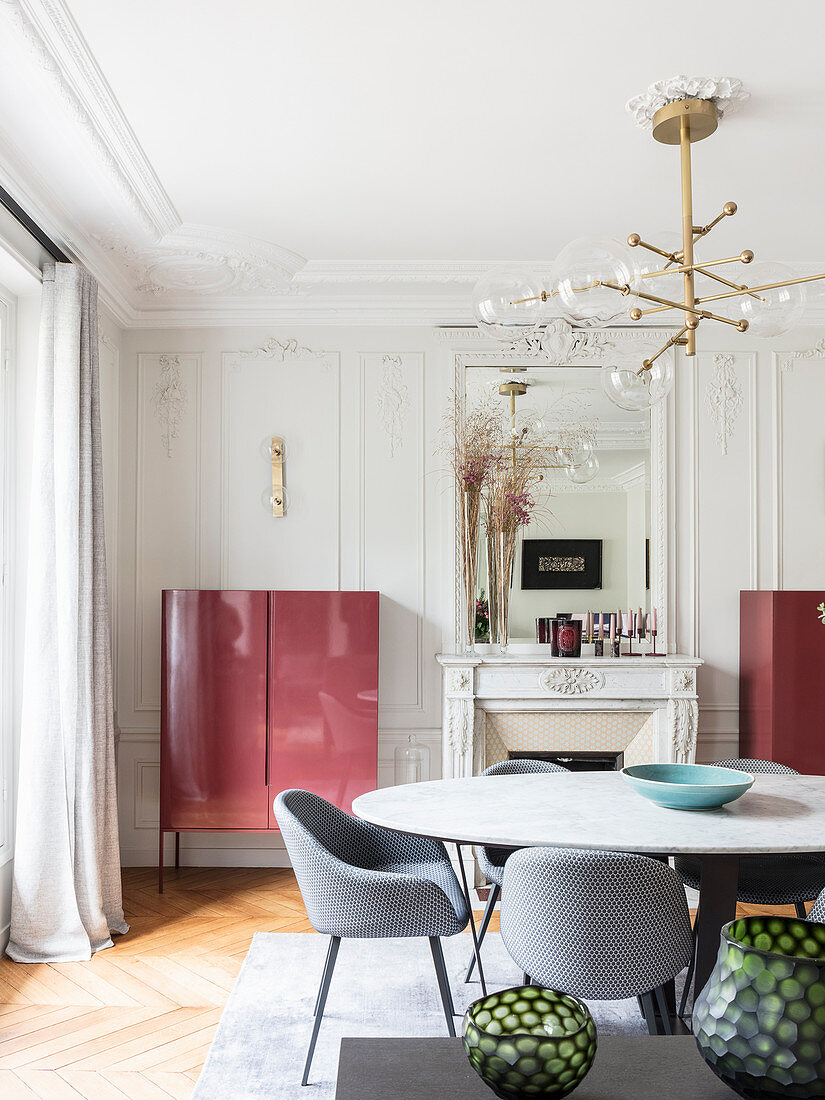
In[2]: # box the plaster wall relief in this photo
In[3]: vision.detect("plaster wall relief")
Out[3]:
[778,338,825,374]
[236,336,327,363]
[376,355,408,457]
[705,354,743,456]
[151,355,187,459]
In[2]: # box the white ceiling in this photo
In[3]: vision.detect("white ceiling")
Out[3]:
[1,0,825,323]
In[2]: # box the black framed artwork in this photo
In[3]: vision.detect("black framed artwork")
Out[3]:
[521,538,603,590]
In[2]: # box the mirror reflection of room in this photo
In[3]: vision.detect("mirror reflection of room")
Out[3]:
[467,365,651,646]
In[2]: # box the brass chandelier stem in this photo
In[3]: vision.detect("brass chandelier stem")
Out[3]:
[680,114,697,355]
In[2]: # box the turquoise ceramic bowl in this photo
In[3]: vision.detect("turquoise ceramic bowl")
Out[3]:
[621,762,755,811]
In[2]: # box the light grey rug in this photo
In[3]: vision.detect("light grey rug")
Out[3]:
[193,932,670,1099]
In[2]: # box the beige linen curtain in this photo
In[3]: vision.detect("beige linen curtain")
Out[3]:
[7,262,127,962]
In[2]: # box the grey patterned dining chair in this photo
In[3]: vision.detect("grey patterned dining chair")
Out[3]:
[674,759,825,919]
[500,846,694,1035]
[808,887,825,923]
[466,757,569,982]
[274,789,469,1085]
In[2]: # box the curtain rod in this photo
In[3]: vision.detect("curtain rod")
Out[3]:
[0,183,72,264]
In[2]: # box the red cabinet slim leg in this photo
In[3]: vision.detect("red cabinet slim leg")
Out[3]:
[175,832,180,869]
[158,828,164,895]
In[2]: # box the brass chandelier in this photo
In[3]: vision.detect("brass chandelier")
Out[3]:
[472,78,825,411]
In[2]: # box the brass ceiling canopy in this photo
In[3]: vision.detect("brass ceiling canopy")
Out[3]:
[472,77,825,411]
[651,97,719,145]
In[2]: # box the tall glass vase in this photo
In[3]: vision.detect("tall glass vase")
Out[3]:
[460,489,480,653]
[485,526,499,647]
[494,530,516,653]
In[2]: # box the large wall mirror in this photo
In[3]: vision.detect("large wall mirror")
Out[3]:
[457,337,670,649]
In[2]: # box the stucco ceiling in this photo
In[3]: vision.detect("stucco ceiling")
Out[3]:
[1,0,824,322]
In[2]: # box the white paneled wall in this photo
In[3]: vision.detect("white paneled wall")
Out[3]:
[114,324,825,866]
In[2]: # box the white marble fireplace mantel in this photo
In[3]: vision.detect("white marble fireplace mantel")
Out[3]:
[437,653,703,780]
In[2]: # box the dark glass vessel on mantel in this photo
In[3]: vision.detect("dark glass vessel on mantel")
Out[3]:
[556,619,582,658]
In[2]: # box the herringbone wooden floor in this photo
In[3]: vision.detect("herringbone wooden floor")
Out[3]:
[0,867,314,1099]
[0,867,805,1099]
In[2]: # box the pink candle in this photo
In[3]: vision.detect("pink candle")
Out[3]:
[628,608,633,636]
[617,608,623,634]
[652,607,658,633]
[599,613,604,639]
[610,613,615,640]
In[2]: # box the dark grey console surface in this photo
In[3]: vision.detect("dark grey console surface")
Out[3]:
[335,1036,731,1099]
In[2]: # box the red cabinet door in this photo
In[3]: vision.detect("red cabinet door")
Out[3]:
[771,591,825,774]
[267,591,379,822]
[161,589,270,830]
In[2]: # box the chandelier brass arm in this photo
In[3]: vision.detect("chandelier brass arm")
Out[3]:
[636,251,754,280]
[693,271,825,305]
[640,326,689,372]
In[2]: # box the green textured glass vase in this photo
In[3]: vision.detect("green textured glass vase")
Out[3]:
[693,916,825,1098]
[462,985,597,1099]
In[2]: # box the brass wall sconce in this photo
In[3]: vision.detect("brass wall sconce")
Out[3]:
[270,436,285,517]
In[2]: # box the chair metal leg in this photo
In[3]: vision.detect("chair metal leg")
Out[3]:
[464,883,500,983]
[455,843,487,996]
[678,903,699,1021]
[796,901,809,919]
[429,937,456,1037]
[302,935,340,1086]
[654,983,674,1035]
[640,991,659,1036]
[523,973,532,986]
[313,936,337,1017]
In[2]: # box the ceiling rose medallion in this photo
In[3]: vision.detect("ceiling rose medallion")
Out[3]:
[472,77,825,412]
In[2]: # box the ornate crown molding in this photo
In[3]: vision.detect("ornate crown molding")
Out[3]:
[626,75,750,132]
[93,224,306,298]
[0,0,178,237]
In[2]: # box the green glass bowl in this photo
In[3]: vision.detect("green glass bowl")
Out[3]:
[621,762,754,810]
[694,915,825,1098]
[462,985,597,1099]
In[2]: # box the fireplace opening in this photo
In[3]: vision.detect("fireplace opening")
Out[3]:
[508,750,624,772]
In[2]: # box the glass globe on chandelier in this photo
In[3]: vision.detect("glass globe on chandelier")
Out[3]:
[554,236,641,327]
[472,266,545,342]
[471,77,825,413]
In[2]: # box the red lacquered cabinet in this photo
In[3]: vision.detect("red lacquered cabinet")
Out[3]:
[160,589,379,889]
[739,590,825,774]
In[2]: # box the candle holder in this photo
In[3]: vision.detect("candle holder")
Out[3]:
[594,637,604,657]
[645,629,662,657]
[611,636,621,657]
[622,624,635,656]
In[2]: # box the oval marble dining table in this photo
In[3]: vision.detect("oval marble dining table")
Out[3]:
[353,771,825,1001]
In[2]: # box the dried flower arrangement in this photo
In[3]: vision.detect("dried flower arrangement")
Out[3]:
[440,382,598,650]
[484,420,548,648]
[441,390,500,650]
